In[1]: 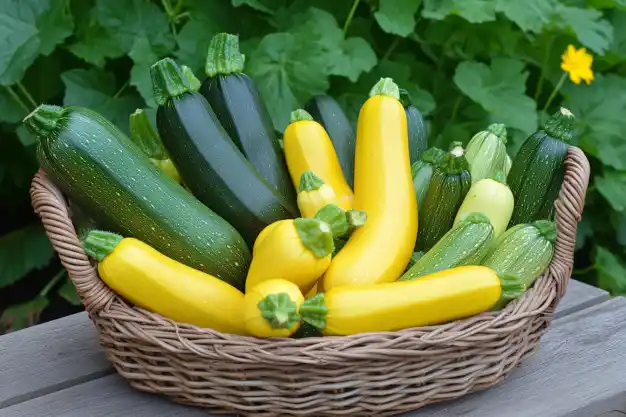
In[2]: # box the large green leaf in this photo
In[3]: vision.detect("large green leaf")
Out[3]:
[453,58,537,135]
[61,68,143,133]
[496,0,556,33]
[68,5,124,67]
[553,4,613,54]
[129,36,159,108]
[0,224,54,288]
[0,295,49,333]
[596,169,626,212]
[596,246,626,295]
[422,0,496,23]
[374,0,421,37]
[58,277,82,306]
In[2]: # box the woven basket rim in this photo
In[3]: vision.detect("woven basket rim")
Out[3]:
[30,147,590,360]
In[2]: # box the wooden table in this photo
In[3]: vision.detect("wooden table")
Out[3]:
[1,279,624,417]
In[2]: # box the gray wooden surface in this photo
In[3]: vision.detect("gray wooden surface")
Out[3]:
[0,278,621,417]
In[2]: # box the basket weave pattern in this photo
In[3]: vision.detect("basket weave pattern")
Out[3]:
[30,147,590,416]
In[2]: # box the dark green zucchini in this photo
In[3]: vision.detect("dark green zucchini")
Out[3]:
[304,95,356,188]
[152,58,297,247]
[411,147,446,209]
[416,142,471,251]
[24,104,250,288]
[507,107,573,226]
[199,33,297,210]
[400,89,429,164]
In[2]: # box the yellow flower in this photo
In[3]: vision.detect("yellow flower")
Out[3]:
[561,45,594,85]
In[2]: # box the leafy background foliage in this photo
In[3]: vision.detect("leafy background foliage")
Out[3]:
[0,0,624,332]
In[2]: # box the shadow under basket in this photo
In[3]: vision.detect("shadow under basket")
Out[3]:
[30,147,590,417]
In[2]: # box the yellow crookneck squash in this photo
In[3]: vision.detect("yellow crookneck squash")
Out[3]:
[283,110,353,210]
[83,230,247,335]
[321,77,418,291]
[297,171,339,218]
[244,279,304,338]
[247,218,334,294]
[302,266,502,336]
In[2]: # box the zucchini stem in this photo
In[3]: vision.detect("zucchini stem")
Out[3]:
[544,106,575,143]
[83,230,124,261]
[486,123,507,144]
[151,58,194,105]
[23,104,63,138]
[299,293,328,330]
[205,33,245,77]
[181,65,201,91]
[298,171,325,192]
[258,293,300,329]
[129,109,167,160]
[294,218,334,258]
[290,109,314,123]
[369,77,400,100]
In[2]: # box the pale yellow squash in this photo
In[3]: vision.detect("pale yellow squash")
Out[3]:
[244,279,304,338]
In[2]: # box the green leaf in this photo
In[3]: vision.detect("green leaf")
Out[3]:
[58,277,82,306]
[553,4,613,54]
[0,224,54,288]
[95,0,174,54]
[328,37,377,82]
[596,169,626,212]
[453,58,537,135]
[129,36,159,108]
[36,0,74,56]
[247,32,330,131]
[422,0,497,23]
[495,0,556,33]
[563,74,626,170]
[0,295,49,333]
[175,20,220,76]
[596,246,626,295]
[231,0,286,14]
[68,6,124,67]
[16,124,37,147]
[62,68,143,133]
[374,0,421,37]
[0,88,29,123]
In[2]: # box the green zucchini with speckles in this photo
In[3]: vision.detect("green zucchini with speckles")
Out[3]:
[23,104,250,290]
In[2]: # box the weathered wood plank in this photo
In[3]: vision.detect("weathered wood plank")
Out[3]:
[555,278,610,318]
[411,297,626,417]
[0,374,212,417]
[0,312,112,408]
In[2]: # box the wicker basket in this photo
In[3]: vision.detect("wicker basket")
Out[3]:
[30,146,590,417]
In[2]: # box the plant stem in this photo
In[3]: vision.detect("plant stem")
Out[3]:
[40,269,66,297]
[17,82,37,109]
[4,86,30,113]
[113,80,129,99]
[572,264,596,276]
[542,72,567,113]
[161,0,173,16]
[382,37,400,61]
[343,0,361,36]
[450,96,463,122]
[534,38,553,102]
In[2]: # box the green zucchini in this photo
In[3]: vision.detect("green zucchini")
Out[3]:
[411,147,446,209]
[400,89,429,164]
[152,58,297,247]
[24,104,250,288]
[465,123,511,184]
[507,108,573,226]
[199,33,297,210]
[304,95,356,188]
[416,142,471,251]
[481,220,556,309]
[129,109,181,183]
[401,212,494,281]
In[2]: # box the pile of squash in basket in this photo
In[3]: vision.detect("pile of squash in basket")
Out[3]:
[24,33,568,338]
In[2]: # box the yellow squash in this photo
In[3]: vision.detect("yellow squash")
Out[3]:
[321,78,417,291]
[301,266,502,336]
[246,218,333,294]
[253,219,289,254]
[283,109,353,210]
[83,230,247,335]
[297,171,338,218]
[244,279,304,337]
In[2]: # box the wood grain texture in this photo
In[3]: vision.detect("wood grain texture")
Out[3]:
[411,297,626,417]
[0,374,212,417]
[0,312,111,408]
[555,278,610,318]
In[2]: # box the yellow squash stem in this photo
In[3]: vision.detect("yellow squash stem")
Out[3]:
[283,109,353,210]
[321,78,417,291]
[301,266,503,336]
[83,230,247,335]
[246,218,334,294]
[244,279,304,338]
[297,171,339,218]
